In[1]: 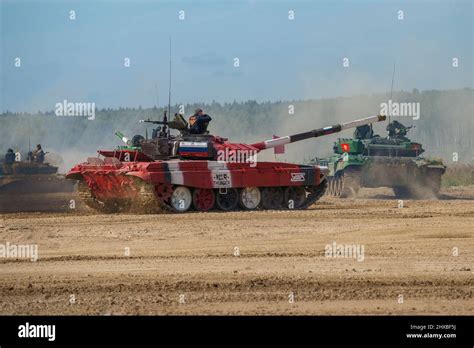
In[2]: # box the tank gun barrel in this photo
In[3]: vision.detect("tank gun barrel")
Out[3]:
[115,131,131,145]
[250,115,386,151]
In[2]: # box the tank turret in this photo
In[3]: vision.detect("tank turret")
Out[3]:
[334,120,423,157]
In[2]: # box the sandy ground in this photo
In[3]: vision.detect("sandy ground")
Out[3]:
[0,186,472,315]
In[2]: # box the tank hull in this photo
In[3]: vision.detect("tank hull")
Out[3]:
[0,162,76,194]
[323,155,445,199]
[67,158,328,213]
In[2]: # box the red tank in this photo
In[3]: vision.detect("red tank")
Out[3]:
[66,114,386,213]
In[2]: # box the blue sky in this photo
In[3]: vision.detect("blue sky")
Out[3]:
[1,0,472,112]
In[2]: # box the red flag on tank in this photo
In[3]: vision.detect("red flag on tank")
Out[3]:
[273,135,285,154]
[340,143,351,152]
[341,143,351,152]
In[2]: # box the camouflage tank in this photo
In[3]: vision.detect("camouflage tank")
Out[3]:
[319,120,446,199]
[0,149,75,194]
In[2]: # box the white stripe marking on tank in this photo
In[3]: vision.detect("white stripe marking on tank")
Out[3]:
[179,141,208,147]
[167,161,184,185]
[341,115,381,130]
[207,161,229,170]
[264,136,290,148]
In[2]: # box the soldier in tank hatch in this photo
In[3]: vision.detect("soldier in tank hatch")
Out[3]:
[387,120,410,141]
[188,108,212,135]
[4,148,15,165]
[33,144,45,163]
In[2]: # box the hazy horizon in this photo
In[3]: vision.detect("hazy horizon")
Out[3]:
[1,87,470,114]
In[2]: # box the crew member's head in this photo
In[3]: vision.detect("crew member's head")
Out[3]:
[195,108,203,116]
[36,144,42,150]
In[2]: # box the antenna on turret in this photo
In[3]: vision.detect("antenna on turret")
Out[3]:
[27,115,31,162]
[155,83,159,110]
[28,116,31,152]
[152,83,159,141]
[389,61,396,124]
[167,36,172,134]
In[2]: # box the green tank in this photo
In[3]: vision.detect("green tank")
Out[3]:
[319,120,446,199]
[0,151,75,194]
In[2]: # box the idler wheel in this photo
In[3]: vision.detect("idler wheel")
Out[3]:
[331,178,338,196]
[192,188,215,211]
[260,187,284,210]
[284,186,307,209]
[239,187,261,210]
[216,188,239,211]
[327,178,335,196]
[170,186,192,212]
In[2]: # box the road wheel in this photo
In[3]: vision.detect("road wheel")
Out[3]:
[155,183,173,203]
[332,176,342,197]
[326,178,333,196]
[216,188,239,211]
[331,177,339,196]
[260,187,284,209]
[239,187,261,210]
[192,188,215,211]
[284,186,307,209]
[330,178,336,196]
[170,186,192,212]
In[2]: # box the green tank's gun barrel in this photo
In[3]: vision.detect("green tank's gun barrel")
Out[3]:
[115,131,131,145]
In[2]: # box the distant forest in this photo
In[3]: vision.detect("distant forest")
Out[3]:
[1,88,473,171]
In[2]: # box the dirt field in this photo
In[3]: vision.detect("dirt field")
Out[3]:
[0,186,473,315]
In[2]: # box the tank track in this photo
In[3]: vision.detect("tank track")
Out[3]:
[129,179,171,214]
[326,170,360,198]
[393,168,443,199]
[78,179,327,214]
[298,179,328,209]
[77,181,126,213]
[78,180,172,214]
[1,175,75,194]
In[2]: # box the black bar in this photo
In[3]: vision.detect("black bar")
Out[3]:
[0,316,472,346]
